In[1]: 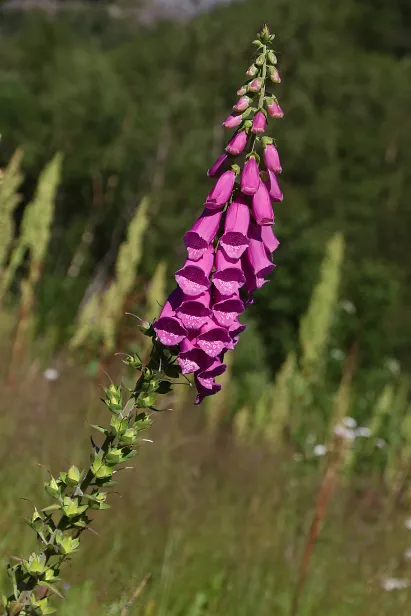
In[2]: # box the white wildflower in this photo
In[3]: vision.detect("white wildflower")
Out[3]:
[314,444,328,457]
[356,426,372,438]
[385,358,400,375]
[43,368,60,382]
[341,300,356,315]
[404,518,411,531]
[334,424,356,441]
[381,577,410,591]
[343,416,357,429]
[330,348,345,361]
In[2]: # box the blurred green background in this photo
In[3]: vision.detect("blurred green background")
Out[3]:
[1,0,411,614]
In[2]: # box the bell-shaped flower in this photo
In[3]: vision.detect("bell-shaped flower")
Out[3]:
[223,114,243,129]
[267,100,284,118]
[265,169,283,202]
[176,291,212,330]
[177,338,214,375]
[252,181,274,225]
[245,224,275,279]
[194,359,227,404]
[264,144,282,174]
[153,316,187,347]
[156,288,184,318]
[241,254,269,301]
[197,319,231,358]
[252,111,266,134]
[175,247,214,297]
[204,170,235,209]
[226,319,247,349]
[212,290,245,328]
[207,153,229,178]
[241,156,260,196]
[225,131,248,155]
[233,96,250,112]
[261,225,279,255]
[219,195,250,259]
[184,208,223,260]
[212,249,246,296]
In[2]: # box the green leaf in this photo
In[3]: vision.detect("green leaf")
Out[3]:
[91,456,115,479]
[67,465,82,486]
[90,424,109,435]
[41,504,61,513]
[157,380,172,395]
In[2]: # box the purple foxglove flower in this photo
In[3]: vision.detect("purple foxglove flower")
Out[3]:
[177,338,214,375]
[207,153,229,178]
[219,195,250,259]
[223,114,243,129]
[176,291,212,330]
[157,287,184,318]
[226,319,247,349]
[212,249,246,296]
[245,224,276,279]
[252,181,274,225]
[205,170,236,209]
[241,156,260,196]
[261,225,279,255]
[195,383,222,405]
[229,319,247,338]
[265,169,283,202]
[197,319,231,358]
[184,208,223,261]
[233,96,250,112]
[267,100,284,118]
[225,131,248,155]
[212,290,245,328]
[175,247,214,297]
[248,78,262,93]
[264,144,282,174]
[241,254,269,300]
[252,111,267,135]
[194,359,227,403]
[153,316,187,347]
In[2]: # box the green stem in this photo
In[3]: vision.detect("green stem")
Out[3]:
[1,339,174,616]
[250,46,267,154]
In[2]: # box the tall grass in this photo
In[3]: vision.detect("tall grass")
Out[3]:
[70,197,150,353]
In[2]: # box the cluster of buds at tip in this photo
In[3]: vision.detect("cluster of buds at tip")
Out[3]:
[153,25,284,404]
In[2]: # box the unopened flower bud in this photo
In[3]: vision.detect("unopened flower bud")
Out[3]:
[264,144,282,174]
[268,50,277,64]
[256,54,265,67]
[223,113,243,129]
[241,156,260,195]
[252,111,267,134]
[237,86,247,96]
[248,78,262,93]
[233,96,250,112]
[266,99,284,118]
[225,131,248,155]
[269,66,281,83]
[246,64,258,77]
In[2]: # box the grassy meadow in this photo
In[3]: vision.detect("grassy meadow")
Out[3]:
[1,287,411,615]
